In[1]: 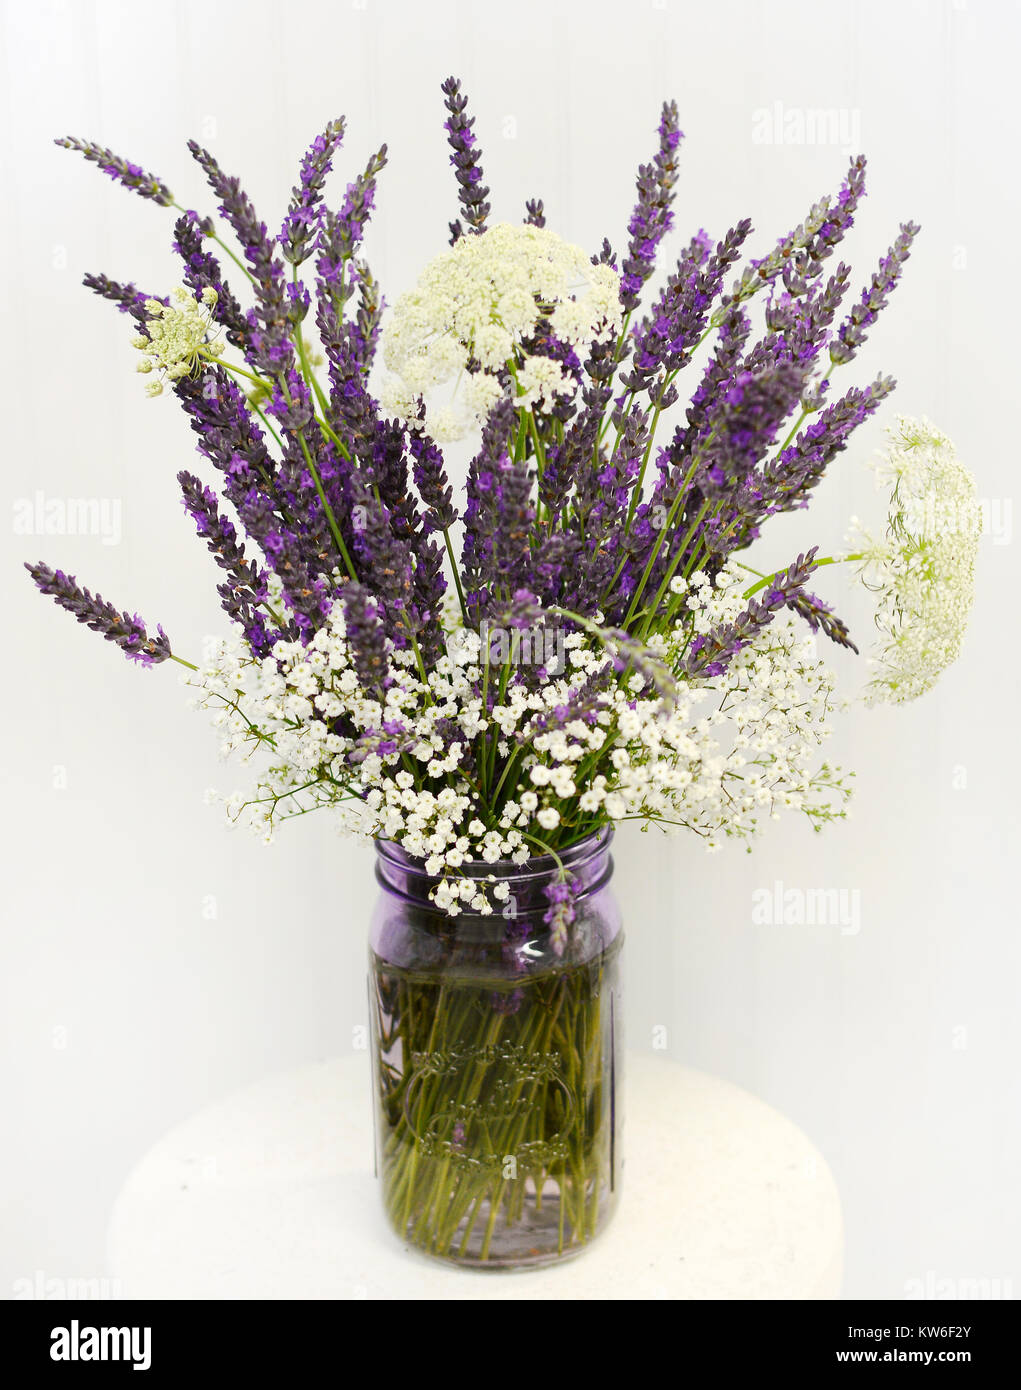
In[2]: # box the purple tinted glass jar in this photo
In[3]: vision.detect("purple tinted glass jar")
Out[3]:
[369,828,623,1268]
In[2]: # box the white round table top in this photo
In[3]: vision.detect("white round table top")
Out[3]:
[108,1051,842,1300]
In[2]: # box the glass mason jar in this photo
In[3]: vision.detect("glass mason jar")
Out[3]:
[369,828,623,1269]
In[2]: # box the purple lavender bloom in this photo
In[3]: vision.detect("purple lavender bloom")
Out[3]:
[55,136,174,205]
[172,369,341,625]
[236,487,329,639]
[764,262,852,377]
[314,146,388,377]
[81,272,163,327]
[440,77,490,239]
[544,872,579,957]
[620,102,684,312]
[280,118,346,266]
[726,155,867,311]
[178,471,275,654]
[409,417,458,534]
[188,139,294,377]
[317,145,388,284]
[267,368,315,434]
[682,550,819,678]
[569,403,648,619]
[462,396,517,622]
[348,478,416,648]
[25,562,172,667]
[174,368,279,513]
[489,456,536,582]
[696,362,806,500]
[747,373,897,531]
[529,532,581,609]
[350,261,385,373]
[524,198,546,228]
[342,581,389,695]
[665,304,753,471]
[786,588,858,653]
[172,212,251,351]
[625,221,751,404]
[830,222,920,365]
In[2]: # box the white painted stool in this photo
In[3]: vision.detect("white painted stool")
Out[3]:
[108,1052,842,1299]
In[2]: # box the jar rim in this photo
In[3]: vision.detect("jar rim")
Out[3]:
[374,824,612,882]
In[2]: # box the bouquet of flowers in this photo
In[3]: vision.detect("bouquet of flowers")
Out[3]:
[29,79,978,1265]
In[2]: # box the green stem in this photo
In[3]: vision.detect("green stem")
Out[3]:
[442,529,469,627]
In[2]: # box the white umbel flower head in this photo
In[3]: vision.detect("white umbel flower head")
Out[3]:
[380,222,622,440]
[851,416,979,704]
[133,285,222,394]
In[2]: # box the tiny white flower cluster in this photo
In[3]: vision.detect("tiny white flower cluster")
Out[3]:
[380,222,622,441]
[851,416,980,704]
[187,567,849,912]
[133,286,222,396]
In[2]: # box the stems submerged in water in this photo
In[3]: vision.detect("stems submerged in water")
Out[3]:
[370,935,622,1266]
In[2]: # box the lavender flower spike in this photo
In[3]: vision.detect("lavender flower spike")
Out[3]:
[620,101,684,312]
[178,471,273,655]
[188,139,293,376]
[342,581,389,696]
[440,77,490,240]
[81,273,162,327]
[829,221,920,366]
[409,417,458,534]
[25,562,172,667]
[280,117,346,266]
[682,550,819,678]
[55,136,174,205]
[172,213,250,350]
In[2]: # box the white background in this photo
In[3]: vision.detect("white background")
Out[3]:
[2,0,1018,1299]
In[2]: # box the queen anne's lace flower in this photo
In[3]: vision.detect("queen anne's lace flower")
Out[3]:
[380,222,622,440]
[851,416,979,704]
[133,285,222,396]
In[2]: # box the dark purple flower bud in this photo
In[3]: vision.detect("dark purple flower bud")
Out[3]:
[55,136,174,205]
[26,562,172,667]
[524,198,545,228]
